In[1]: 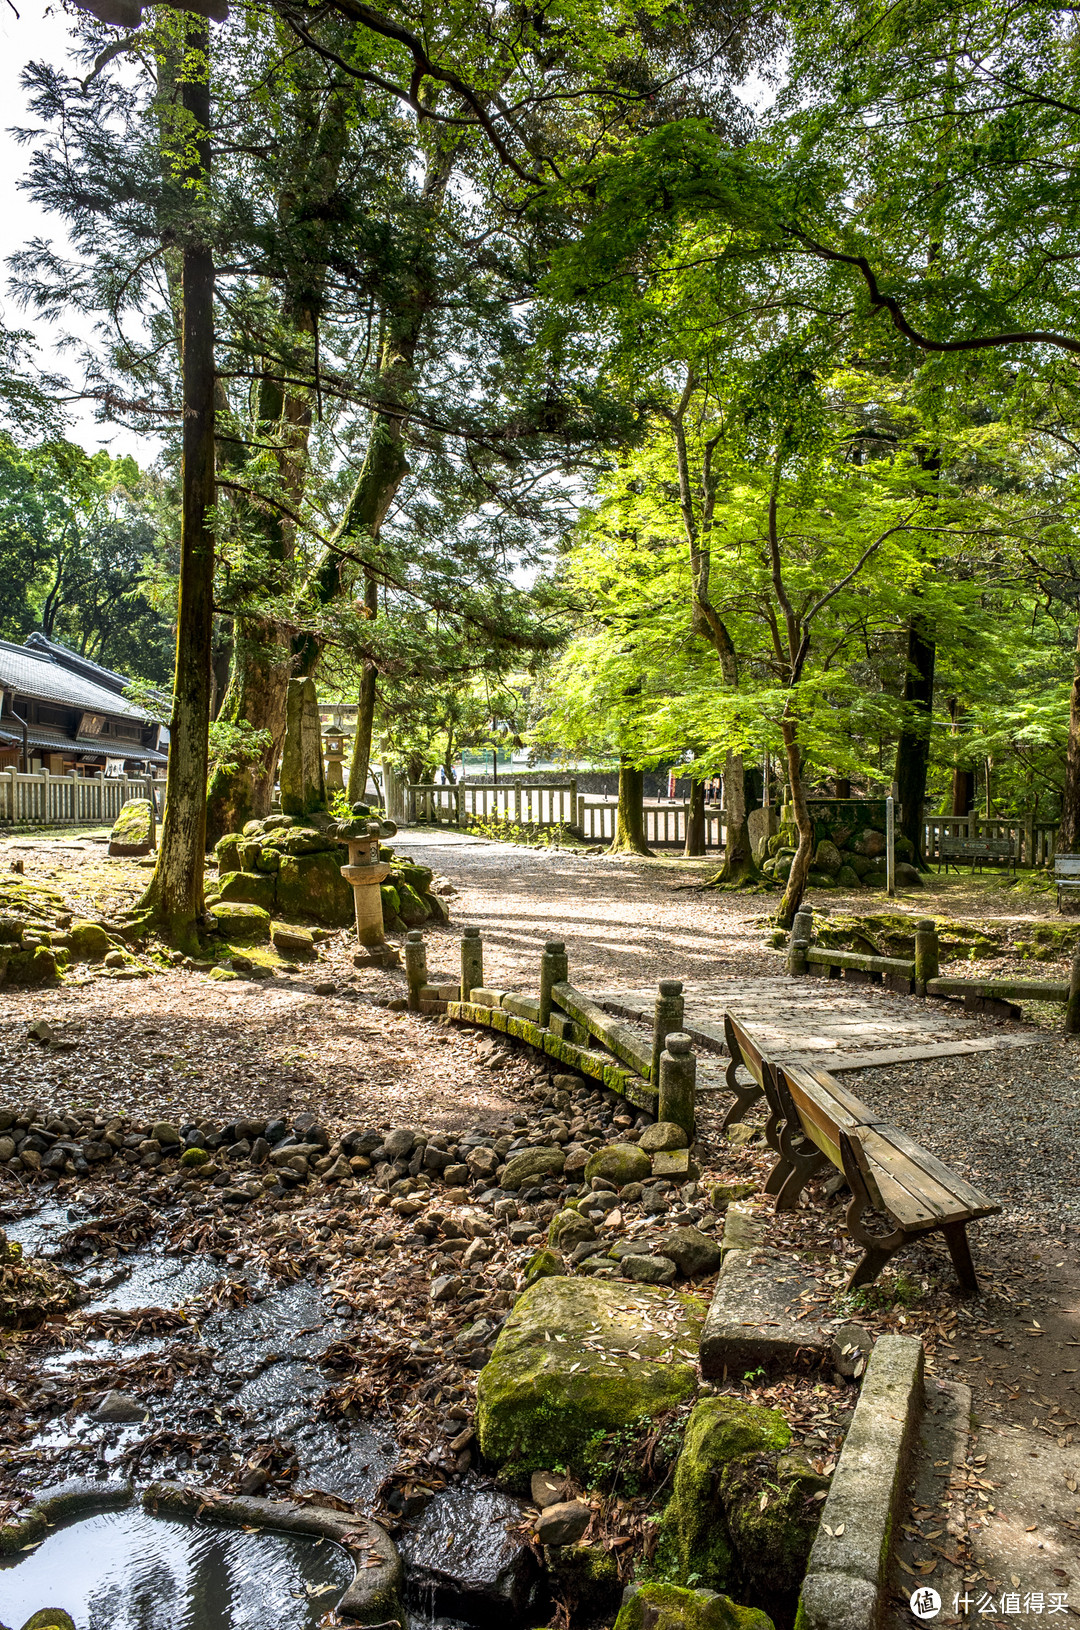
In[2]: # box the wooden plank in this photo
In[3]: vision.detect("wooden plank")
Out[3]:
[926,977,1068,1002]
[855,1125,996,1226]
[867,1122,998,1215]
[776,1034,1046,1071]
[552,980,653,1079]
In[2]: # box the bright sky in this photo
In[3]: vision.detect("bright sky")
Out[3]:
[0,0,156,463]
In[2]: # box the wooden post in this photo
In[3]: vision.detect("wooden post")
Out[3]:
[914,918,940,991]
[886,795,896,896]
[405,930,427,1010]
[651,979,685,1085]
[461,925,483,1002]
[659,1032,696,1140]
[539,939,568,1026]
[788,937,809,976]
[1066,944,1080,1035]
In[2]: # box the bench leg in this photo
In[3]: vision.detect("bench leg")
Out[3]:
[722,1077,764,1133]
[847,1242,903,1290]
[840,1130,908,1288]
[942,1221,980,1297]
[764,1145,793,1197]
[774,1119,828,1210]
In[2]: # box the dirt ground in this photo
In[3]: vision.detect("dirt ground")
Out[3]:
[3,823,1080,1620]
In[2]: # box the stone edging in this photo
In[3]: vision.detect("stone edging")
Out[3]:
[797,1333,925,1630]
[142,1481,404,1625]
[0,1476,134,1554]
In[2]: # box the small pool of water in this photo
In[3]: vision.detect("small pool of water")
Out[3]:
[0,1506,353,1630]
[1,1200,95,1255]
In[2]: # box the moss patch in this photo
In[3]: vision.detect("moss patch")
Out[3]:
[811,911,999,962]
[616,1582,774,1630]
[659,1398,792,1592]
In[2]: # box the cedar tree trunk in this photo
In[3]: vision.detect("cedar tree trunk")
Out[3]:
[1061,621,1080,853]
[777,724,814,929]
[684,778,706,857]
[138,26,214,951]
[894,619,935,866]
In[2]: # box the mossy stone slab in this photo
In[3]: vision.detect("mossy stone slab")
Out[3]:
[476,1275,705,1483]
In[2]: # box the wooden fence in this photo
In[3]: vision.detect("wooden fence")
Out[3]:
[921,814,1058,869]
[406,780,727,849]
[0,770,164,827]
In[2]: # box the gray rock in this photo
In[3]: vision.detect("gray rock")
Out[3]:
[531,1471,572,1509]
[654,1226,722,1279]
[535,1499,591,1546]
[721,1204,766,1254]
[637,1121,689,1155]
[467,1146,500,1179]
[831,1323,873,1380]
[383,1128,417,1160]
[431,1274,463,1302]
[501,1147,565,1190]
[94,1390,147,1423]
[620,1254,677,1286]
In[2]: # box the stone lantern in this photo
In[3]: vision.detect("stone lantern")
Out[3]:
[324,725,347,792]
[333,805,399,960]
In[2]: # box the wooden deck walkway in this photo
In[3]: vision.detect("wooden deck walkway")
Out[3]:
[600,978,1046,1076]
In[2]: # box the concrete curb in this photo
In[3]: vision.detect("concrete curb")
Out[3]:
[143,1481,404,1625]
[797,1334,925,1630]
[0,1476,132,1555]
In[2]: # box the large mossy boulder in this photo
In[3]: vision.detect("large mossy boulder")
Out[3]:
[68,920,113,961]
[276,849,353,927]
[212,869,278,914]
[585,1143,652,1188]
[215,834,242,875]
[107,798,154,857]
[616,1583,773,1630]
[720,1450,830,1601]
[207,901,271,942]
[660,1398,791,1592]
[476,1276,705,1486]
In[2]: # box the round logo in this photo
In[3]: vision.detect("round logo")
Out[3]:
[909,1588,942,1620]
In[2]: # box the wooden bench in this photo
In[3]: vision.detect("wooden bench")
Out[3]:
[1055,853,1080,910]
[938,835,1016,875]
[722,1014,999,1294]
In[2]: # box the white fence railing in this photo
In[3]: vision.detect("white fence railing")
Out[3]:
[577,798,726,850]
[0,770,164,827]
[407,781,579,829]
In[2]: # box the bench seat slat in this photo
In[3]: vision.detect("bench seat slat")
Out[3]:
[788,1062,882,1126]
[861,1123,998,1216]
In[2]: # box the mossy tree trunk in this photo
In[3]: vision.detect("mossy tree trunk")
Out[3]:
[893,617,935,867]
[609,757,652,855]
[138,22,214,952]
[777,721,814,929]
[1061,621,1080,854]
[347,570,379,802]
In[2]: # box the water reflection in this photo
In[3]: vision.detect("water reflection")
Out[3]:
[0,1507,351,1630]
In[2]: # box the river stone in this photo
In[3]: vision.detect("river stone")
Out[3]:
[548,1208,596,1250]
[476,1275,705,1482]
[616,1582,774,1630]
[638,1121,689,1155]
[107,798,154,857]
[93,1390,148,1423]
[584,1143,651,1187]
[699,1248,831,1378]
[660,1396,792,1591]
[830,1322,873,1379]
[399,1488,537,1619]
[68,920,112,961]
[535,1498,591,1546]
[655,1227,722,1280]
[621,1253,677,1286]
[524,1248,564,1286]
[531,1471,572,1508]
[501,1147,565,1190]
[383,1128,416,1160]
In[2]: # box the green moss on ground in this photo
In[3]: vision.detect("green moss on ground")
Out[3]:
[616,1582,773,1630]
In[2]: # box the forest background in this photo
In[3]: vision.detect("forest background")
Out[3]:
[0,0,1078,943]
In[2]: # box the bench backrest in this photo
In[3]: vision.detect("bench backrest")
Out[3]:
[725,1012,768,1089]
[1056,854,1080,879]
[776,1061,879,1170]
[939,835,1014,857]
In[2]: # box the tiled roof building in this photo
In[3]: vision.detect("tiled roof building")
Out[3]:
[0,634,169,777]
